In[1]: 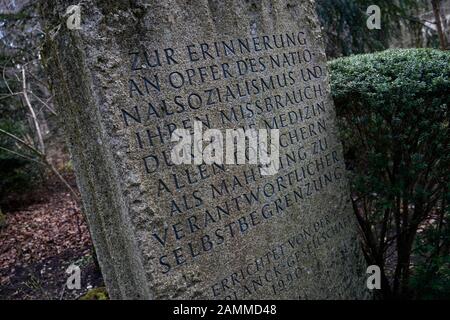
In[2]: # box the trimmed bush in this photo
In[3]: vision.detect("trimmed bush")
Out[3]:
[328,49,450,298]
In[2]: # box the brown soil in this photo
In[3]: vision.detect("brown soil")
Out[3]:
[0,173,103,300]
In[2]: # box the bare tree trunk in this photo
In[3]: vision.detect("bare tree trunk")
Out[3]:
[431,0,448,50]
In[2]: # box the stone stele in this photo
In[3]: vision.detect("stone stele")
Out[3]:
[41,0,370,299]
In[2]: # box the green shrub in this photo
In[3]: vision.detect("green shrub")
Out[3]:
[328,49,450,298]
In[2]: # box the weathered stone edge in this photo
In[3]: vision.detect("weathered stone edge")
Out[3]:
[40,3,151,299]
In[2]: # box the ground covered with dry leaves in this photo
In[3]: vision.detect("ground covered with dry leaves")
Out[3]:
[0,174,104,299]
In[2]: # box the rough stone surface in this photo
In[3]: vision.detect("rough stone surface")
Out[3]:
[42,0,370,299]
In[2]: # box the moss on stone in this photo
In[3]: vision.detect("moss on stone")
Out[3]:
[79,287,109,300]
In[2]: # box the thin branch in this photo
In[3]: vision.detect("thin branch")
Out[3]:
[2,57,16,96]
[0,146,44,165]
[30,91,57,115]
[0,127,43,156]
[0,92,21,101]
[0,129,79,201]
[46,161,79,201]
[25,66,50,89]
[21,66,46,154]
